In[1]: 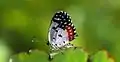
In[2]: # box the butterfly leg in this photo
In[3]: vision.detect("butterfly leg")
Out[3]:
[64,43,74,49]
[58,48,64,55]
[64,43,78,50]
[48,53,53,61]
[60,51,64,55]
[48,50,60,61]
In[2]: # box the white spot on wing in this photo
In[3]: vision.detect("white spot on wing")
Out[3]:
[68,23,71,25]
[70,33,72,35]
[67,16,69,18]
[63,19,66,21]
[62,16,64,18]
[56,15,58,17]
[68,19,71,21]
[69,29,72,32]
[73,27,76,29]
[74,31,76,33]
[54,18,61,20]
[59,15,61,17]
[64,12,67,15]
[67,14,69,16]
[64,22,67,24]
[71,24,73,26]
[68,27,71,29]
[62,25,64,28]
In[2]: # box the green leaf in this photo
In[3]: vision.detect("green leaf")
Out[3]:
[52,47,88,62]
[92,50,115,62]
[11,50,49,62]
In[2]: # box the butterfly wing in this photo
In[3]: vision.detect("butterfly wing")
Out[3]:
[48,11,78,49]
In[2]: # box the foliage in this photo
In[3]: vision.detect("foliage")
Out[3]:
[10,48,114,62]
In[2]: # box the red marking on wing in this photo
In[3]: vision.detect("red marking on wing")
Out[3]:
[65,25,74,41]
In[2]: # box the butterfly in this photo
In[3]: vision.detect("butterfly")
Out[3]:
[47,11,78,60]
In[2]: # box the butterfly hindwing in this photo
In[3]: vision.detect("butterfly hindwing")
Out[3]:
[48,22,69,50]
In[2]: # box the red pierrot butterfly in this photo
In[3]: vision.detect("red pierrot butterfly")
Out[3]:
[47,11,78,60]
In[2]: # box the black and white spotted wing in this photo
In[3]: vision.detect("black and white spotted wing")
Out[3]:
[48,11,78,50]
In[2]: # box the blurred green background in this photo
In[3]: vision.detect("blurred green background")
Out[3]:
[0,0,120,62]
